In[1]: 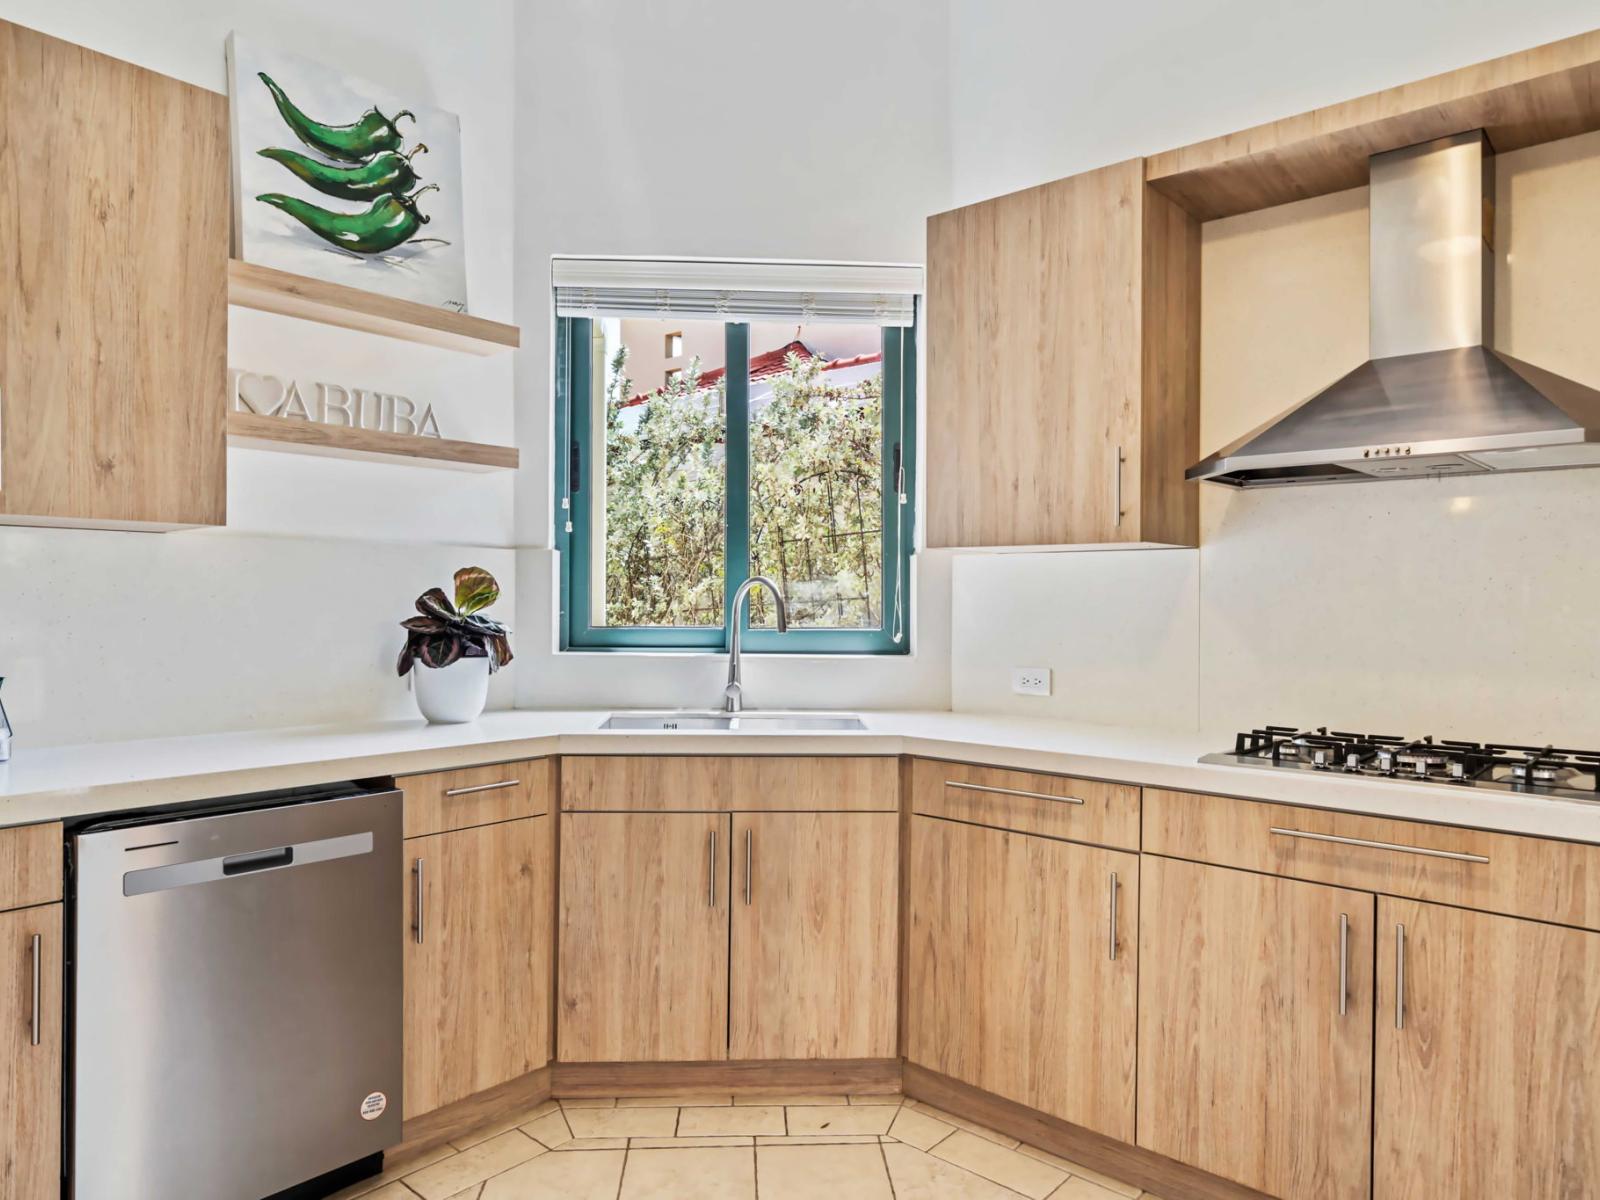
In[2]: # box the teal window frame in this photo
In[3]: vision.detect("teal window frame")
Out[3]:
[555,315,917,655]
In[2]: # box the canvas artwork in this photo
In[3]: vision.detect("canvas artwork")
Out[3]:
[227,35,469,312]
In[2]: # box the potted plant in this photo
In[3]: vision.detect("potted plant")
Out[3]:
[397,567,513,724]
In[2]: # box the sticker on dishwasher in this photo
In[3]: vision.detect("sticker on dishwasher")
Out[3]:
[360,1092,388,1121]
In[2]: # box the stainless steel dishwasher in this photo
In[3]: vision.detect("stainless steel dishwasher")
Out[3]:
[70,783,403,1200]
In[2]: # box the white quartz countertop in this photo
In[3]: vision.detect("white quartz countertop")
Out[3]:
[3,709,1598,844]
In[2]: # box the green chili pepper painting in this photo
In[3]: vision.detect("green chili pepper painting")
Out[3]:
[257,144,429,203]
[256,186,440,256]
[230,35,468,308]
[257,72,414,163]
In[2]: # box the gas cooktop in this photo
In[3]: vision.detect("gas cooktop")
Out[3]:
[1204,726,1600,802]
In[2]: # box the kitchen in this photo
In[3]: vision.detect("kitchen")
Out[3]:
[3,1,1600,1198]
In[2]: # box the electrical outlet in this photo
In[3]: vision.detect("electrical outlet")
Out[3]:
[1011,667,1052,697]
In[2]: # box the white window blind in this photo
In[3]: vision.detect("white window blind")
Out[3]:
[552,256,922,326]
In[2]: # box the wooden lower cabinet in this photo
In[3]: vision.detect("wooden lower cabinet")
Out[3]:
[907,814,1138,1140]
[403,817,550,1118]
[1376,899,1600,1197]
[730,812,898,1059]
[0,904,61,1199]
[558,812,731,1063]
[1137,855,1374,1200]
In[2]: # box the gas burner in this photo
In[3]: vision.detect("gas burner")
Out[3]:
[1513,762,1576,785]
[1207,727,1600,800]
[1391,750,1451,777]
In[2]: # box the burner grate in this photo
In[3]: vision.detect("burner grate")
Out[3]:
[1218,727,1600,795]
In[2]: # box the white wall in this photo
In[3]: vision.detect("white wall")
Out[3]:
[510,0,955,712]
[953,130,1600,747]
[947,0,1600,206]
[0,0,518,747]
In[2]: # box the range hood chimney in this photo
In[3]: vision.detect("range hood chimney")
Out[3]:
[1188,131,1600,488]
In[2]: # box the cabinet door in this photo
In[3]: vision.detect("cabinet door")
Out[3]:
[730,812,898,1060]
[0,904,61,1200]
[1137,856,1373,1200]
[403,817,550,1118]
[926,162,1143,548]
[559,813,730,1062]
[907,816,1138,1140]
[0,21,227,529]
[1376,899,1600,1197]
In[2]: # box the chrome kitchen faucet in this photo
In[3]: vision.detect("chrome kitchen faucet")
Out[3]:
[723,577,788,713]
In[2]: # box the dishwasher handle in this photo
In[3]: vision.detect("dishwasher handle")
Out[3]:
[222,847,294,876]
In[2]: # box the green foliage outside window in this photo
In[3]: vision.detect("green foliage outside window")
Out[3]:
[600,348,884,630]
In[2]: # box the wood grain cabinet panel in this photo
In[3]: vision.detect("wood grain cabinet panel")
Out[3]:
[730,812,898,1060]
[1137,855,1373,1200]
[558,812,730,1063]
[0,904,61,1199]
[925,160,1199,548]
[402,817,550,1118]
[907,814,1138,1140]
[399,758,552,838]
[0,824,62,912]
[911,758,1139,849]
[1144,786,1600,930]
[729,757,898,812]
[1375,899,1600,1198]
[562,756,897,812]
[560,756,731,812]
[0,20,227,529]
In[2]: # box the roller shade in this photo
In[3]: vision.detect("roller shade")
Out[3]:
[552,256,922,326]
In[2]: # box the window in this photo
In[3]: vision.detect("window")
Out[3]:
[664,331,684,358]
[553,259,918,655]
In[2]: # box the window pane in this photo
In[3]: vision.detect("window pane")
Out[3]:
[746,322,885,630]
[591,317,726,628]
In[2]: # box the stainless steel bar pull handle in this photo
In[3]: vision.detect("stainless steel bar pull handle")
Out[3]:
[945,780,1084,806]
[413,858,426,945]
[708,829,717,908]
[1113,446,1124,527]
[29,933,41,1047]
[744,828,753,906]
[1337,913,1349,1016]
[1108,872,1119,961]
[1395,922,1407,1030]
[1270,827,1489,863]
[444,779,520,797]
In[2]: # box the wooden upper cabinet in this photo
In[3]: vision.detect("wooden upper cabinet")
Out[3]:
[1137,855,1374,1200]
[925,159,1199,548]
[1375,899,1600,1197]
[907,814,1138,1140]
[729,812,898,1061]
[0,904,61,1200]
[402,817,551,1118]
[0,21,227,529]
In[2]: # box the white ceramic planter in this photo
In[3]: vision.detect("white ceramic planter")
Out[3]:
[413,656,490,724]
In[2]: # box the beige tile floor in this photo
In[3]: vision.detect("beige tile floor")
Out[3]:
[330,1094,1165,1200]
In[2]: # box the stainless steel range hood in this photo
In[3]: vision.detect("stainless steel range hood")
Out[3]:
[1188,131,1600,488]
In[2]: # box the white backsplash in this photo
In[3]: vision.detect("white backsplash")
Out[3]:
[0,529,516,749]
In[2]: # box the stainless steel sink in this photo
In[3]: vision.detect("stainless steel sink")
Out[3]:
[601,711,867,732]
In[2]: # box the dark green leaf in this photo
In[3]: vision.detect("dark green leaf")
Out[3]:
[415,587,457,620]
[415,633,464,669]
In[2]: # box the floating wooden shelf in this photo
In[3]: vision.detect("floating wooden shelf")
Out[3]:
[227,260,521,356]
[1147,29,1600,220]
[227,412,519,472]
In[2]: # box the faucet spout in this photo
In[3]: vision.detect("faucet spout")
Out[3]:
[724,576,789,713]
